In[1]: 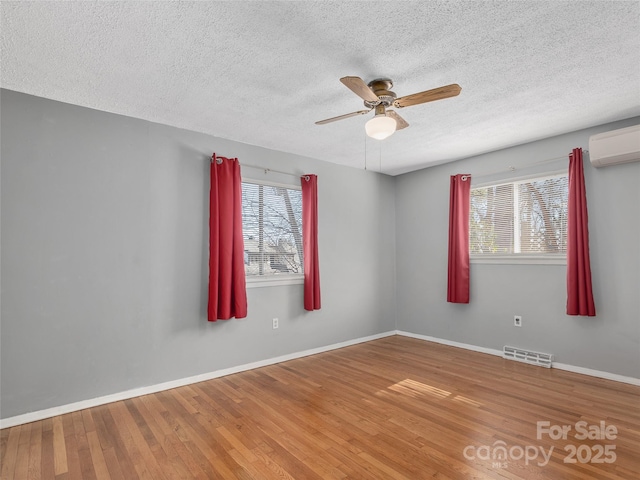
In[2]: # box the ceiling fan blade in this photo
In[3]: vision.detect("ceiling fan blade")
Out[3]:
[315,109,372,125]
[340,76,380,103]
[393,84,462,109]
[387,110,409,130]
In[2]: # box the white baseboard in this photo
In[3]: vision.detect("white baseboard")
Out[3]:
[551,362,640,386]
[396,330,640,386]
[3,329,638,429]
[0,330,396,429]
[397,330,504,357]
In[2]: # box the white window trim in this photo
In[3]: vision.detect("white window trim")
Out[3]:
[471,169,567,189]
[241,176,302,192]
[471,255,566,265]
[246,274,304,288]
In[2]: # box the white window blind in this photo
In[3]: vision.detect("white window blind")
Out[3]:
[470,174,568,256]
[241,181,303,277]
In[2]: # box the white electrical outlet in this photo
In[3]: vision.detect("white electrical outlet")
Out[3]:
[514,315,522,327]
[272,318,279,329]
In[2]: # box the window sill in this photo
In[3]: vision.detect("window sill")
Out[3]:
[246,275,304,288]
[471,255,567,265]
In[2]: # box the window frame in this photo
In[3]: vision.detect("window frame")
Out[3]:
[469,170,568,265]
[240,177,304,288]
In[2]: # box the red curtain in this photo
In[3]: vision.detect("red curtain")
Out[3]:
[208,154,247,321]
[301,174,321,311]
[567,148,596,316]
[447,174,471,303]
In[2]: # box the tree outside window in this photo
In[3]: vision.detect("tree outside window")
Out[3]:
[241,182,303,276]
[470,174,568,256]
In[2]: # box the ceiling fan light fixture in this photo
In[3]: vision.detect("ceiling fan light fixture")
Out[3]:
[365,115,396,140]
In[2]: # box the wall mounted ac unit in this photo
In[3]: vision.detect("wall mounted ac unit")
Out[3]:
[588,124,640,167]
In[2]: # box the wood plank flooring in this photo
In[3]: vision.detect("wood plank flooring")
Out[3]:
[1,335,639,479]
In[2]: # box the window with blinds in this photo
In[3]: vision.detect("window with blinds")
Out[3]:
[241,181,303,278]
[469,173,568,258]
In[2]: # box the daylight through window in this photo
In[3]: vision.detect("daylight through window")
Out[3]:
[241,181,303,277]
[470,174,568,257]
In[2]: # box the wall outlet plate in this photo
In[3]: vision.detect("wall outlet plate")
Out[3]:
[272,318,279,329]
[514,315,522,327]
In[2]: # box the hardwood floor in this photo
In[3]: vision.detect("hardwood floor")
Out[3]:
[2,335,639,479]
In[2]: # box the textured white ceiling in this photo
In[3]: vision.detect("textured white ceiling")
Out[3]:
[2,1,639,175]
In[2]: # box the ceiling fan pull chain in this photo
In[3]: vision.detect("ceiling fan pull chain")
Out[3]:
[364,131,368,171]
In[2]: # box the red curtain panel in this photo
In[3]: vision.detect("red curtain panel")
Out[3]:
[447,174,471,303]
[567,148,596,316]
[301,174,321,311]
[208,154,247,321]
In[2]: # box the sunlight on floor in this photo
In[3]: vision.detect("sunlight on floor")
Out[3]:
[380,378,483,407]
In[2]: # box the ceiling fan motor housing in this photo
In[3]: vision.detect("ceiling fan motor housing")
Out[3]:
[364,78,397,108]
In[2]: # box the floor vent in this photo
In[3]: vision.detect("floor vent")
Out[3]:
[503,346,553,368]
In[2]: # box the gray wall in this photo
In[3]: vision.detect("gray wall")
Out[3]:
[2,88,638,421]
[395,117,640,378]
[0,89,397,419]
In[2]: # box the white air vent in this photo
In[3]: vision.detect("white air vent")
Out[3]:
[588,125,640,167]
[503,346,553,368]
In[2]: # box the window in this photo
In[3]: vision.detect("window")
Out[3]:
[241,180,303,285]
[469,173,568,263]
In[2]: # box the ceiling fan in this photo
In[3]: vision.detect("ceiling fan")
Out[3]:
[316,76,461,140]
